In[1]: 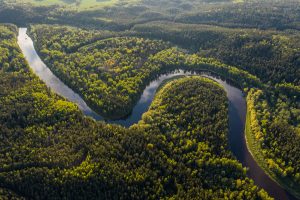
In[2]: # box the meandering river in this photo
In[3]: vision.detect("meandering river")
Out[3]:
[17,28,296,200]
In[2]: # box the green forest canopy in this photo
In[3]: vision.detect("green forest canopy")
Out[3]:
[0,24,271,199]
[0,0,299,198]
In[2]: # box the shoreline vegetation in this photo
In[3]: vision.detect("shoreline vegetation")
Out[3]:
[245,91,300,199]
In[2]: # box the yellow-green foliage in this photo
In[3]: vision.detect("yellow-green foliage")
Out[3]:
[246,88,300,198]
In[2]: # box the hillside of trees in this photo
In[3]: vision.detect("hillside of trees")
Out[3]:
[133,21,300,86]
[1,0,300,31]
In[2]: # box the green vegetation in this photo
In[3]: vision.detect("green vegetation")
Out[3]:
[29,24,262,119]
[0,0,300,198]
[245,89,300,198]
[133,21,300,85]
[156,75,186,92]
[0,25,272,199]
[28,23,300,197]
[30,24,172,118]
[1,0,300,30]
[0,188,24,200]
[133,77,272,199]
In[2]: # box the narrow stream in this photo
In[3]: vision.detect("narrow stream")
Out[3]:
[17,28,296,200]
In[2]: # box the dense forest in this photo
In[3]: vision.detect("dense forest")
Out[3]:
[29,22,300,198]
[133,21,300,85]
[0,24,272,199]
[29,24,171,118]
[1,0,300,31]
[0,0,300,199]
[29,24,263,118]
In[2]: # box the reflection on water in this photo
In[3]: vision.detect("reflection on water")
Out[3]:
[18,28,296,200]
[18,28,102,120]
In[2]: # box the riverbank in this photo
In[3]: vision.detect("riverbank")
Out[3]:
[245,102,300,200]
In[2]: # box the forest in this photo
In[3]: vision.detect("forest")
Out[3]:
[29,24,263,118]
[1,0,300,31]
[0,0,300,199]
[0,24,272,199]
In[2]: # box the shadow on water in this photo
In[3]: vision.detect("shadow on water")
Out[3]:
[18,28,297,200]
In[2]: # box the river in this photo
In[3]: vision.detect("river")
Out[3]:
[17,28,296,200]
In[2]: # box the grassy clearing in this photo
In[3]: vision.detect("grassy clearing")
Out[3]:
[10,0,139,10]
[245,106,300,200]
[233,0,244,3]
